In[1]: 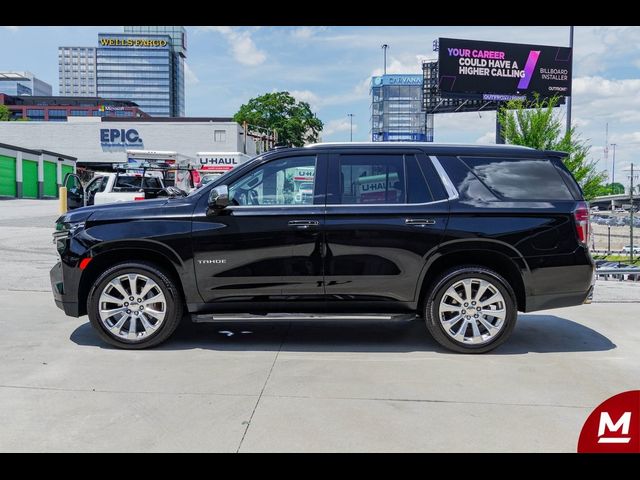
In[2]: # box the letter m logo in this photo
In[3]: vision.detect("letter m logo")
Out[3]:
[598,412,632,443]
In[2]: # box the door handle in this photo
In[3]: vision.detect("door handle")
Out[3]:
[405,218,436,226]
[288,220,320,229]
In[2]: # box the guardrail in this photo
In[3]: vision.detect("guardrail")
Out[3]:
[596,268,640,275]
[595,268,640,282]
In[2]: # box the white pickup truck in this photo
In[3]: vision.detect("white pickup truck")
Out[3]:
[64,171,175,210]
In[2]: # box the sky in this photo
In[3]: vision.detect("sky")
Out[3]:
[1,25,639,183]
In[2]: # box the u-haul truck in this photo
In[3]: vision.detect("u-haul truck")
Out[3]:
[197,152,253,180]
[355,172,402,203]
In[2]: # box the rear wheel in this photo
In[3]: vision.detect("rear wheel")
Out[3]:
[424,266,517,354]
[87,261,183,349]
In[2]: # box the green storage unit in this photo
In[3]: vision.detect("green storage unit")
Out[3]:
[0,155,17,197]
[22,160,38,198]
[61,164,75,186]
[43,161,58,197]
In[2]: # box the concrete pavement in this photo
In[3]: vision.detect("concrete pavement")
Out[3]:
[0,198,638,452]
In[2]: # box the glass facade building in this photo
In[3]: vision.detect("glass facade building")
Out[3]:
[370,74,428,142]
[58,48,97,96]
[96,33,173,117]
[0,71,52,96]
[58,27,187,117]
[124,26,186,117]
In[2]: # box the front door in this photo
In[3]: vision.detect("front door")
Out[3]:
[192,154,327,311]
[323,150,449,311]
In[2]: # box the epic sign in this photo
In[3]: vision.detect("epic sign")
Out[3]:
[438,37,572,97]
[100,129,143,150]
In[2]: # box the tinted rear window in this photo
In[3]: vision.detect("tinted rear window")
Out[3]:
[459,157,575,201]
[114,176,162,191]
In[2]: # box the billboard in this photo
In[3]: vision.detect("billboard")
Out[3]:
[438,38,572,98]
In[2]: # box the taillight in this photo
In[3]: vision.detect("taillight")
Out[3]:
[134,196,145,201]
[574,201,590,246]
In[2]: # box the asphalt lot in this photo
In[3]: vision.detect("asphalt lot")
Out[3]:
[0,198,638,452]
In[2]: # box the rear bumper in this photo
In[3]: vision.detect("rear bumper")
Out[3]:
[525,288,593,312]
[50,261,82,317]
[525,262,596,312]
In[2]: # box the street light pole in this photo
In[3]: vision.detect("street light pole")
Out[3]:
[566,26,574,136]
[347,113,354,142]
[381,44,389,75]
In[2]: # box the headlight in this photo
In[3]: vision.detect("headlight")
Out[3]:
[52,221,85,244]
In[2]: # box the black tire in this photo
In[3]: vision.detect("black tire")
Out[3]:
[87,261,184,349]
[424,265,517,354]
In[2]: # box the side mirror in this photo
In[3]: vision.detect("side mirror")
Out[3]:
[208,185,229,210]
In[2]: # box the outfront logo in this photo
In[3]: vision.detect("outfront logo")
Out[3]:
[578,390,640,452]
[100,128,144,150]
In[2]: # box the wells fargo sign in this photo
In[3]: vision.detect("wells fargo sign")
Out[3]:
[99,38,168,48]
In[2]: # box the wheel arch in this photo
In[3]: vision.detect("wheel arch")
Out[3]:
[78,243,188,317]
[417,243,528,313]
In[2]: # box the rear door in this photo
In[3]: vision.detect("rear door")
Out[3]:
[323,148,449,310]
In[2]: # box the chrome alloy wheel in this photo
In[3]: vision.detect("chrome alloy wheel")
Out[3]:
[438,278,506,345]
[98,273,167,342]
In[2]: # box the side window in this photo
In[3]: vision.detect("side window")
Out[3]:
[406,155,433,203]
[437,156,498,203]
[460,156,575,201]
[229,156,317,206]
[86,177,105,195]
[339,155,405,204]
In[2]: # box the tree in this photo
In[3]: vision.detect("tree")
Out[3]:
[0,105,11,121]
[595,182,625,196]
[497,94,607,200]
[233,91,323,148]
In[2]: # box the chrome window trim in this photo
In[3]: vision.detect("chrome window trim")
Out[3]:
[226,198,449,209]
[429,155,459,200]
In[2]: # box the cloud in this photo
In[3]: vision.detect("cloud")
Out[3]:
[323,118,357,137]
[184,62,199,85]
[203,26,266,66]
[290,90,321,109]
[2,26,19,31]
[291,26,327,39]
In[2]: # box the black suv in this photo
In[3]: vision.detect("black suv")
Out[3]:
[51,143,595,353]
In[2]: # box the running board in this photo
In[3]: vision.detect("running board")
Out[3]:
[192,313,417,323]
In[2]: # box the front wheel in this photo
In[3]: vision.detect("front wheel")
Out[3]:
[87,261,183,349]
[424,266,517,354]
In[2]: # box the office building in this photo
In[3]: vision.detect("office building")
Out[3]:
[0,117,257,169]
[0,93,148,121]
[124,26,186,116]
[58,47,97,96]
[58,27,187,117]
[0,71,52,96]
[370,74,427,142]
[96,33,174,117]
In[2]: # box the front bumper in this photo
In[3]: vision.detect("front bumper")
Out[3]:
[50,261,82,317]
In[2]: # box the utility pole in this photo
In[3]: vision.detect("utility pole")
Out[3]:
[629,163,636,264]
[381,44,389,75]
[566,26,574,136]
[347,113,354,142]
[604,123,609,184]
[611,143,617,195]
